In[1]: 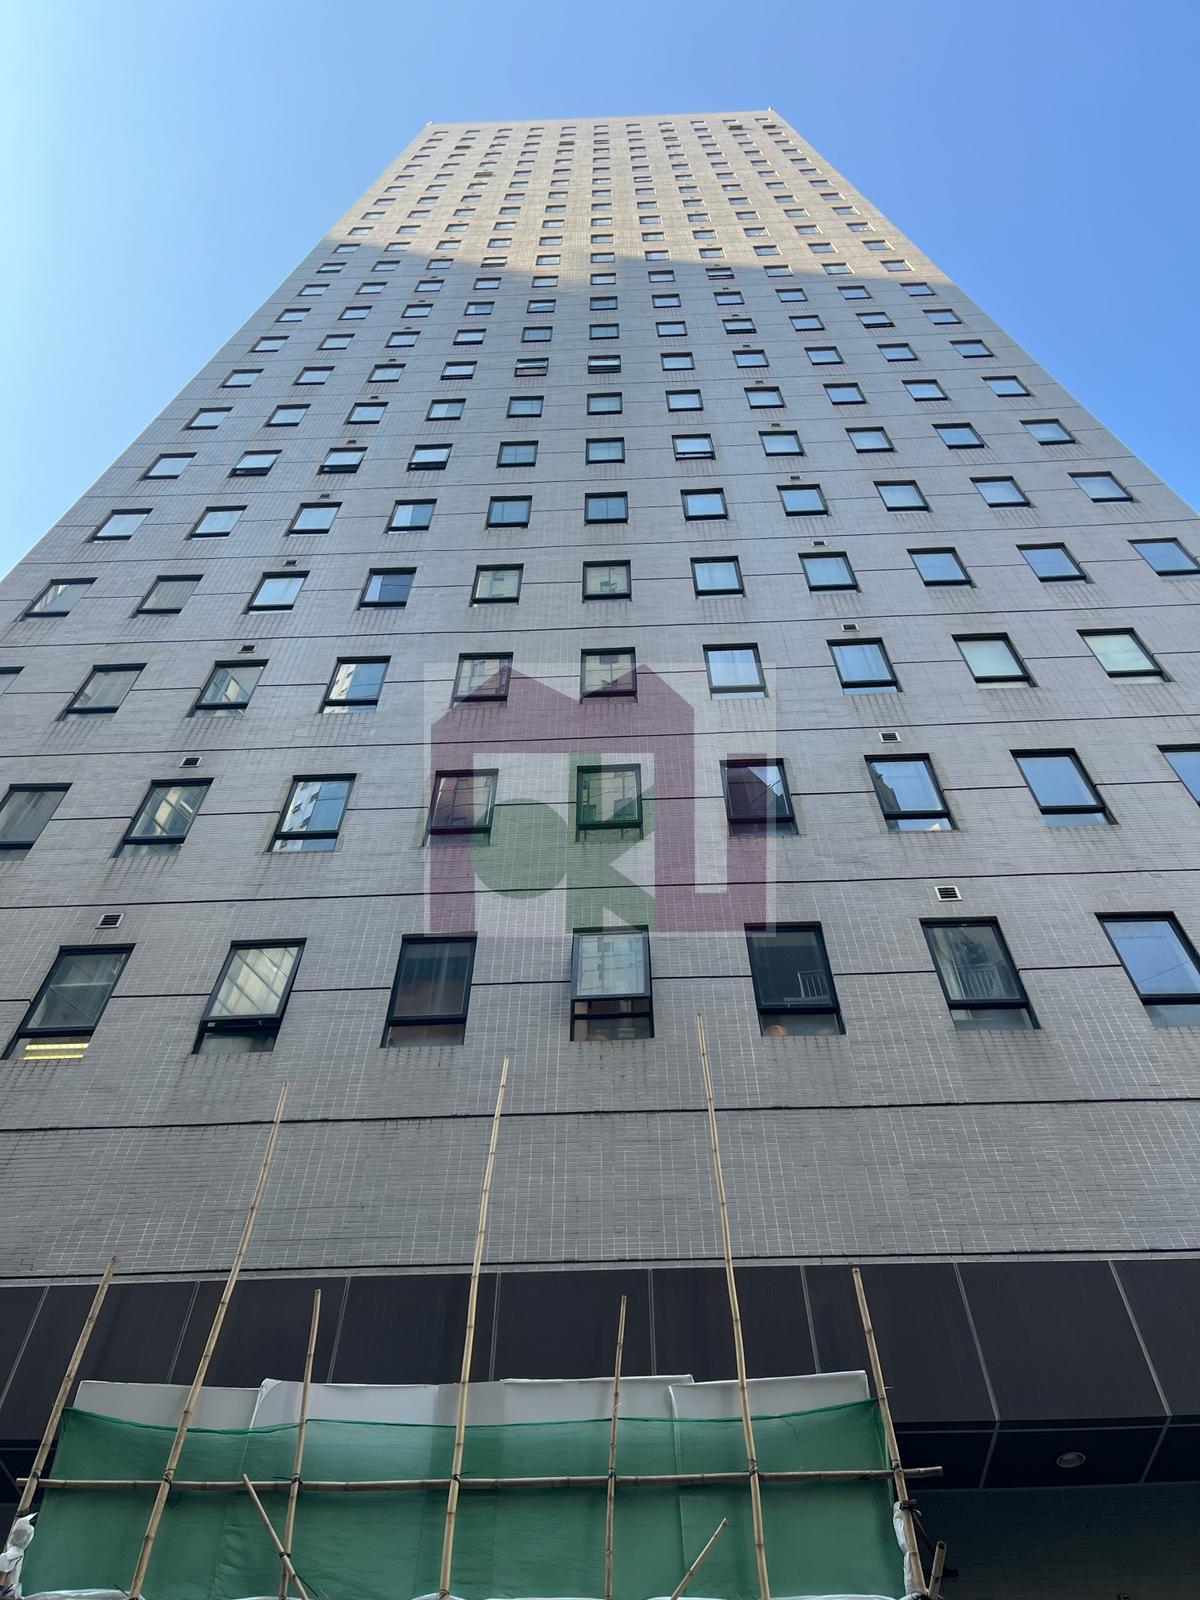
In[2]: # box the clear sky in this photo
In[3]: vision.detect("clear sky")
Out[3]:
[2,0,1197,576]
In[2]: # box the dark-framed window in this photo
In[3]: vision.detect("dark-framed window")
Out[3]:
[847,426,892,453]
[25,580,93,618]
[746,386,784,408]
[0,785,69,851]
[1131,538,1199,576]
[692,557,743,596]
[583,561,631,600]
[191,506,244,538]
[409,444,451,471]
[825,382,864,405]
[1020,544,1085,582]
[903,379,946,402]
[955,634,1031,684]
[195,942,304,1054]
[487,496,532,527]
[830,640,896,693]
[801,552,855,591]
[876,480,928,511]
[1014,750,1109,826]
[681,488,726,519]
[585,493,628,523]
[454,654,512,701]
[575,764,642,830]
[93,509,150,541]
[1099,915,1200,1025]
[779,484,827,516]
[923,920,1035,1030]
[935,422,984,449]
[508,395,544,417]
[1023,418,1074,445]
[705,644,765,697]
[910,548,969,586]
[361,569,414,608]
[673,434,714,460]
[986,375,1030,396]
[271,776,353,851]
[1161,746,1200,803]
[586,437,625,464]
[866,756,953,830]
[119,781,210,855]
[230,451,279,477]
[745,925,841,1035]
[571,928,652,1040]
[384,934,476,1044]
[428,772,497,835]
[587,391,622,413]
[1073,472,1132,503]
[581,648,636,698]
[973,477,1029,508]
[248,573,305,611]
[324,658,387,712]
[390,500,435,531]
[472,565,522,604]
[760,430,802,456]
[63,665,143,716]
[194,659,264,714]
[320,448,364,474]
[666,389,702,411]
[722,760,795,832]
[5,946,132,1061]
[136,576,200,615]
[1080,629,1163,680]
[497,440,538,467]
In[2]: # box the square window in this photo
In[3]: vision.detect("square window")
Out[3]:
[271,776,353,850]
[973,477,1028,507]
[1073,472,1132,503]
[722,761,794,831]
[581,648,636,697]
[681,488,726,519]
[92,509,150,541]
[194,660,263,713]
[486,496,532,528]
[1020,544,1084,581]
[63,665,142,715]
[428,774,496,836]
[801,553,856,591]
[830,640,897,692]
[705,645,765,697]
[361,569,414,607]
[935,423,985,449]
[472,566,523,604]
[454,654,512,701]
[911,548,969,585]
[1081,629,1162,679]
[692,557,742,596]
[576,764,642,830]
[956,633,1031,684]
[137,576,199,614]
[249,573,305,611]
[867,756,953,830]
[585,493,628,523]
[779,485,827,516]
[582,562,631,600]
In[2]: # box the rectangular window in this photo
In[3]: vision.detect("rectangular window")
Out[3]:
[496,441,537,468]
[986,375,1030,396]
[428,768,497,837]
[761,431,802,456]
[576,764,642,830]
[320,448,365,474]
[487,497,532,527]
[409,444,450,470]
[951,340,993,359]
[571,928,652,1040]
[911,548,969,586]
[877,481,929,514]
[1073,472,1132,502]
[370,364,405,381]
[681,488,726,519]
[1080,629,1162,680]
[384,935,476,1044]
[588,392,622,414]
[867,756,953,830]
[471,565,522,604]
[801,552,856,591]
[705,645,765,697]
[1023,418,1074,445]
[1014,750,1108,825]
[673,434,713,461]
[144,454,193,479]
[878,343,916,362]
[26,580,93,617]
[324,658,387,712]
[583,561,631,600]
[360,569,413,608]
[93,509,150,541]
[692,557,742,596]
[745,925,841,1035]
[585,493,628,523]
[904,380,946,402]
[924,920,1034,1030]
[267,405,308,427]
[509,395,543,417]
[825,383,864,405]
[6,947,131,1061]
[1100,916,1200,1025]
[746,387,784,408]
[136,576,200,614]
[661,352,693,371]
[722,760,795,832]
[667,389,702,411]
[974,477,1028,507]
[956,634,1030,684]
[230,451,279,476]
[1021,544,1085,581]
[195,943,303,1054]
[195,660,263,713]
[284,504,337,537]
[1131,538,1199,576]
[806,345,842,366]
[427,400,465,420]
[935,422,984,449]
[249,574,305,611]
[390,500,435,531]
[830,640,897,693]
[779,485,827,516]
[63,665,142,715]
[120,781,209,855]
[454,654,512,701]
[0,786,69,851]
[1162,746,1200,803]
[581,648,636,698]
[192,506,244,538]
[271,776,353,851]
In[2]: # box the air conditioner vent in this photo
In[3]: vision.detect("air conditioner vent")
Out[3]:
[935,885,962,902]
[879,731,901,743]
[97,912,124,929]
[179,755,202,769]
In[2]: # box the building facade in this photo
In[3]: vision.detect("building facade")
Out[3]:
[1,110,1198,1592]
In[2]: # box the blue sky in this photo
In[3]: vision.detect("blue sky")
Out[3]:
[2,0,1197,574]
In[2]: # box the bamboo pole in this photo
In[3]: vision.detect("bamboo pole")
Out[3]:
[603,1294,627,1600]
[8,1253,117,1534]
[926,1541,947,1600]
[24,1464,944,1492]
[278,1288,321,1600]
[436,1055,510,1600]
[667,1518,728,1600]
[851,1267,926,1598]
[242,1474,310,1600]
[127,1084,289,1600]
[695,1014,770,1600]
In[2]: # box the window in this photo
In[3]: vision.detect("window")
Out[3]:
[223,369,261,386]
[951,340,993,359]
[672,434,713,461]
[935,423,985,449]
[571,928,652,1040]
[581,649,636,697]
[497,441,537,467]
[63,665,141,715]
[681,489,726,520]
[427,400,464,420]
[384,935,476,1044]
[792,314,826,331]
[734,349,768,368]
[667,389,702,411]
[584,437,625,465]
[722,761,795,831]
[876,481,928,511]
[661,351,694,371]
[904,379,947,402]
[5,947,131,1061]
[25,580,93,618]
[320,447,365,474]
[973,477,1028,507]
[249,574,304,611]
[429,771,496,835]
[192,506,244,538]
[1081,629,1162,680]
[801,552,856,592]
[746,387,784,408]
[830,640,896,693]
[93,509,149,541]
[119,781,209,855]
[454,654,512,701]
[956,634,1031,684]
[390,500,435,531]
[515,357,548,377]
[371,364,405,381]
[705,645,765,697]
[692,557,743,596]
[324,658,387,712]
[1132,538,1199,576]
[408,444,450,471]
[1161,747,1200,803]
[867,757,953,831]
[576,765,642,829]
[745,926,841,1035]
[195,943,303,1054]
[231,451,279,476]
[1014,750,1108,826]
[911,548,969,586]
[825,383,864,405]
[760,431,802,457]
[1020,544,1084,582]
[271,776,353,851]
[923,307,960,326]
[779,485,827,516]
[195,660,263,713]
[878,344,916,363]
[509,395,544,417]
[847,427,892,453]
[136,576,199,615]
[585,493,628,523]
[296,366,333,384]
[0,786,69,851]
[1023,418,1074,445]
[267,405,308,427]
[144,454,193,479]
[583,561,631,600]
[857,311,892,330]
[484,494,533,528]
[925,921,1034,1028]
[1100,916,1200,1025]
[588,392,622,414]
[361,569,414,607]
[806,345,842,366]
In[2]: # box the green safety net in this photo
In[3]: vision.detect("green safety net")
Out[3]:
[24,1401,903,1600]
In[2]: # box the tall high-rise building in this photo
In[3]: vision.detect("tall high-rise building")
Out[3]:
[1,110,1198,1595]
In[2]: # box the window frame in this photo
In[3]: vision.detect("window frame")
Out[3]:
[383,933,476,1044]
[922,918,1035,1028]
[5,945,133,1059]
[570,927,653,1041]
[195,941,305,1053]
[745,924,842,1035]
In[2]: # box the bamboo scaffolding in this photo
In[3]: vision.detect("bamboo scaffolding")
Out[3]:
[603,1294,627,1600]
[7,1253,117,1537]
[667,1518,728,1600]
[23,1464,944,1492]
[436,1055,510,1600]
[926,1540,947,1600]
[278,1288,321,1600]
[851,1266,926,1598]
[242,1474,310,1600]
[126,1083,289,1600]
[695,1013,770,1600]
